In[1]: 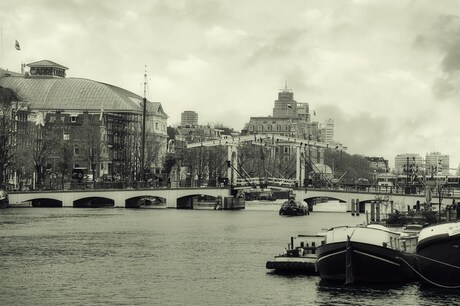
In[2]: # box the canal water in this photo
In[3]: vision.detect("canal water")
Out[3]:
[0,203,458,305]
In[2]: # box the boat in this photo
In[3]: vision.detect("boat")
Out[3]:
[315,224,418,284]
[415,222,460,288]
[266,233,325,274]
[279,199,309,216]
[139,197,167,209]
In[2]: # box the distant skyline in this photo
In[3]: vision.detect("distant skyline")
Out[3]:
[1,0,460,168]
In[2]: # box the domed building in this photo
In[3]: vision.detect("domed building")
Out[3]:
[0,60,168,189]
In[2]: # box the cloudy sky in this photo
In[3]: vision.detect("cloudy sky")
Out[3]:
[1,0,460,168]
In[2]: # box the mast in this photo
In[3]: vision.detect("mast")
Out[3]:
[140,65,147,182]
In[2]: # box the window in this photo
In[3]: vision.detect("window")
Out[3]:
[63,132,70,140]
[70,115,77,123]
[74,145,80,155]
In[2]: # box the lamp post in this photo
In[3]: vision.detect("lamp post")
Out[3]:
[403,157,418,194]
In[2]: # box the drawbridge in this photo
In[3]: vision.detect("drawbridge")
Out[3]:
[186,133,331,189]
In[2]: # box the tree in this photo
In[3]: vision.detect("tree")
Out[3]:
[324,149,371,183]
[29,122,59,189]
[80,114,102,181]
[0,87,19,188]
[56,138,72,187]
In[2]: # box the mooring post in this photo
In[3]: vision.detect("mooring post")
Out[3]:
[345,235,354,285]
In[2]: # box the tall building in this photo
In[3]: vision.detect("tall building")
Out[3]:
[296,103,310,122]
[425,152,450,176]
[323,119,334,144]
[181,111,198,127]
[272,84,297,118]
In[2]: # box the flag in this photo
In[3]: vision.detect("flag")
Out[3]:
[287,104,292,109]
[15,40,20,50]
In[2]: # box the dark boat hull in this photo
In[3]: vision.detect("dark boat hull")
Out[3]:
[279,206,309,216]
[266,256,317,274]
[416,234,460,287]
[316,241,416,283]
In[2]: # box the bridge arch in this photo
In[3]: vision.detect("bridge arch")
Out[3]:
[177,193,221,209]
[30,198,63,207]
[74,197,114,208]
[125,195,167,208]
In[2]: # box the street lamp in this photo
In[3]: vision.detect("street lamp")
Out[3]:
[403,157,418,194]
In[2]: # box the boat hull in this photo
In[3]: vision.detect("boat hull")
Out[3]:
[316,241,416,283]
[416,233,460,287]
[266,255,317,274]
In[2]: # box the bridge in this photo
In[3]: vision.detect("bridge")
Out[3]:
[7,187,232,208]
[8,186,456,211]
[294,188,433,212]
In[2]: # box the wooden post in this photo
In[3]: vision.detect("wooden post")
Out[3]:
[371,201,375,222]
[351,199,355,216]
[345,235,354,285]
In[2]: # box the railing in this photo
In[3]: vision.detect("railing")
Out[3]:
[234,177,296,188]
[5,178,460,199]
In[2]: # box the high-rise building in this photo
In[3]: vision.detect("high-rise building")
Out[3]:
[296,103,310,122]
[323,119,334,144]
[425,152,450,176]
[181,111,198,127]
[272,84,297,118]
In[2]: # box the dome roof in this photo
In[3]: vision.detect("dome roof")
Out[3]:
[0,76,143,113]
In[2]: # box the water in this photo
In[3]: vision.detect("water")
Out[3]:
[1,204,459,305]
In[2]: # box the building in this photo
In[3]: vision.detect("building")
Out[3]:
[181,110,198,127]
[323,119,334,144]
[365,157,389,173]
[0,60,168,188]
[425,152,450,176]
[272,85,299,118]
[394,153,423,175]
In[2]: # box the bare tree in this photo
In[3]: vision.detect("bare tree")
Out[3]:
[80,114,102,181]
[0,87,19,188]
[29,122,59,189]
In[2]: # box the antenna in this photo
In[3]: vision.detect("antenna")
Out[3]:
[280,80,292,92]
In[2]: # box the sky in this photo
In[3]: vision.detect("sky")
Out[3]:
[1,0,460,169]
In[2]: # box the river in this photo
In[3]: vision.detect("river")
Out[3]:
[0,202,458,305]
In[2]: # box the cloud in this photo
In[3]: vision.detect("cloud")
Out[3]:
[2,0,460,168]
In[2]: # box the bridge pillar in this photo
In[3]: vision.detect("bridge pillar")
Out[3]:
[296,146,306,187]
[227,145,238,186]
[318,147,325,164]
